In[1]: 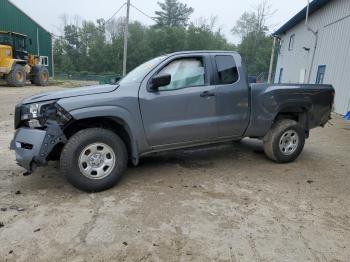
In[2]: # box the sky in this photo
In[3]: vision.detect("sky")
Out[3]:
[10,0,308,44]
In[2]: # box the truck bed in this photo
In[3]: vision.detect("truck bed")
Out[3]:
[244,83,334,138]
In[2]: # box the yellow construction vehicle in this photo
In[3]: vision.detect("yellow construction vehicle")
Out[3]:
[0,31,49,87]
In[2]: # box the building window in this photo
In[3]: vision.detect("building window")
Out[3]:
[40,56,49,66]
[289,34,295,50]
[278,39,283,54]
[278,68,283,84]
[316,65,326,84]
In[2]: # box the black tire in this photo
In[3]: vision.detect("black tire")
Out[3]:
[32,66,49,86]
[5,64,26,87]
[60,128,128,192]
[263,119,305,163]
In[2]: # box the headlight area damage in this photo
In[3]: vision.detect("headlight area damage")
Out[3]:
[10,101,71,175]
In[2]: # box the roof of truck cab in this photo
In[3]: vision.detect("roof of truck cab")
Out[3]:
[170,50,238,54]
[168,50,238,56]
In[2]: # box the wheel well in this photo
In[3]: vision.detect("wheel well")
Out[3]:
[274,107,308,128]
[62,117,132,159]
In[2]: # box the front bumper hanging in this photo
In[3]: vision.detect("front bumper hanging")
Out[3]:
[10,124,67,174]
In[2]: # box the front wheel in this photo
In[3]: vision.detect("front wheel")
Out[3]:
[263,120,305,163]
[60,128,127,192]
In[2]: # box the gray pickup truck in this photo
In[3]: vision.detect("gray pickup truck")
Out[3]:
[11,51,334,191]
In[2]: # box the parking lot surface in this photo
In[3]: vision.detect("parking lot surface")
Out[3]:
[0,85,349,261]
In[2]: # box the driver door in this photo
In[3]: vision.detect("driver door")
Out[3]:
[139,54,218,147]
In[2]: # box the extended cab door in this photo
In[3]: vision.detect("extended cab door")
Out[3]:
[212,54,250,137]
[139,54,218,147]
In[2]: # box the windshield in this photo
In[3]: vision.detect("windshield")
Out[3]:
[119,55,167,84]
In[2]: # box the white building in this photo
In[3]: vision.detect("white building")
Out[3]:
[274,0,350,115]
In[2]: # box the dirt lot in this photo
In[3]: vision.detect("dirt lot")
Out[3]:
[0,84,349,262]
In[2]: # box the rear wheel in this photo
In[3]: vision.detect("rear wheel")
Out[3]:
[6,64,26,87]
[263,120,305,163]
[60,128,128,192]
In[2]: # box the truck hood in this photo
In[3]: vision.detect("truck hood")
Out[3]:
[21,84,119,104]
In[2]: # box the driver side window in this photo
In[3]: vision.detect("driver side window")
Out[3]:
[158,58,205,91]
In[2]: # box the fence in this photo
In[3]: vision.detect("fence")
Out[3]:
[54,73,122,85]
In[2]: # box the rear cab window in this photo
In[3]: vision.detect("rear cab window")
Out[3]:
[215,55,239,85]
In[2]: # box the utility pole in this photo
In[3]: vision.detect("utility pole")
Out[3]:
[123,0,131,76]
[268,36,277,84]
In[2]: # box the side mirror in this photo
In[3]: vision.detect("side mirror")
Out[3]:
[150,73,171,91]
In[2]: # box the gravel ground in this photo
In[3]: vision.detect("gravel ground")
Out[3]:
[0,85,349,262]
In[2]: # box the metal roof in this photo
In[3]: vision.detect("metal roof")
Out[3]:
[7,0,51,34]
[274,0,331,35]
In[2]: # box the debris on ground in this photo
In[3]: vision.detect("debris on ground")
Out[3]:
[9,205,25,212]
[34,228,41,232]
[122,242,128,246]
[0,222,4,228]
[0,207,7,212]
[307,180,314,184]
[15,190,21,195]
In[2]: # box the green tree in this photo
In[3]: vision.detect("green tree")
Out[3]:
[187,17,235,51]
[154,0,194,27]
[53,9,235,76]
[126,22,152,71]
[231,12,268,37]
[147,26,187,56]
[232,0,273,77]
[238,32,272,75]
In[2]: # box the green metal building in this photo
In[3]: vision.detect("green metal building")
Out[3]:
[0,0,53,75]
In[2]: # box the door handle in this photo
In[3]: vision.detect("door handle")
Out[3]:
[200,91,215,98]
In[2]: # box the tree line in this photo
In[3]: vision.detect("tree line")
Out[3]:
[53,0,274,77]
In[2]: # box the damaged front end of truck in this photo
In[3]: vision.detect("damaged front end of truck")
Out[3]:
[10,100,71,175]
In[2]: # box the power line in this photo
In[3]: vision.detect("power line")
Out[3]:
[52,1,156,76]
[51,3,154,38]
[130,3,157,23]
[122,2,156,75]
[51,2,127,37]
[105,2,127,25]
